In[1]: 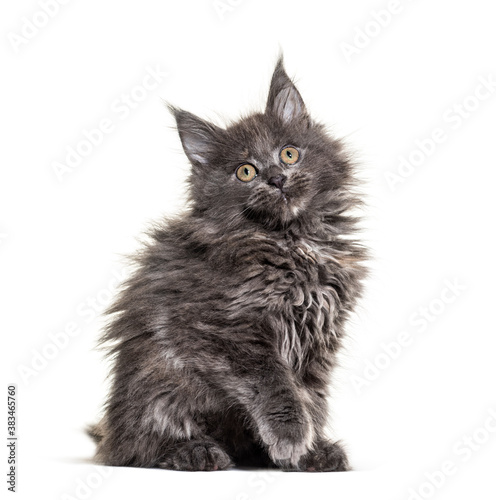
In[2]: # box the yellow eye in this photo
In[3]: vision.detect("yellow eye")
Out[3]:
[236,164,258,182]
[280,146,300,165]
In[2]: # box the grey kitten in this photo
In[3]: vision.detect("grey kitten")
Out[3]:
[89,57,367,471]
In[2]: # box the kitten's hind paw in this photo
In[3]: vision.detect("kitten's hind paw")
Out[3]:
[158,440,232,471]
[289,440,350,472]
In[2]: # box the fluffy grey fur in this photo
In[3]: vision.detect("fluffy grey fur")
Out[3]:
[89,57,367,472]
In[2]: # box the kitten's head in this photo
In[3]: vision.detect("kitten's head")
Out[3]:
[171,58,355,231]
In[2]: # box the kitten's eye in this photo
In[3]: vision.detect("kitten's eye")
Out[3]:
[236,164,258,182]
[280,146,300,165]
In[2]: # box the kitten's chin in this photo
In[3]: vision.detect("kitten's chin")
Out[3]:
[280,194,303,218]
[244,183,311,228]
[245,197,305,229]
[279,190,308,219]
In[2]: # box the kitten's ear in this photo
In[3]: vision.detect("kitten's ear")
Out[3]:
[265,57,308,124]
[169,106,223,166]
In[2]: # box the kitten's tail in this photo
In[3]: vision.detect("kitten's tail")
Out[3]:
[86,421,104,444]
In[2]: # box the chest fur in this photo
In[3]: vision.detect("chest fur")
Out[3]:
[221,233,343,369]
[275,241,339,369]
[235,238,340,370]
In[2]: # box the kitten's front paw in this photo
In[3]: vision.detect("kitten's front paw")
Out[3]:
[159,440,232,471]
[268,433,311,467]
[296,440,350,472]
[259,407,314,466]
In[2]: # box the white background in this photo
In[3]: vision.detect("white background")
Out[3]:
[2,0,495,499]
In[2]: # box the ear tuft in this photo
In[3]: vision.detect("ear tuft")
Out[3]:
[168,105,222,166]
[265,57,308,124]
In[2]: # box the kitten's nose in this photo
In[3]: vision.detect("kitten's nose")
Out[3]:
[268,174,287,191]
